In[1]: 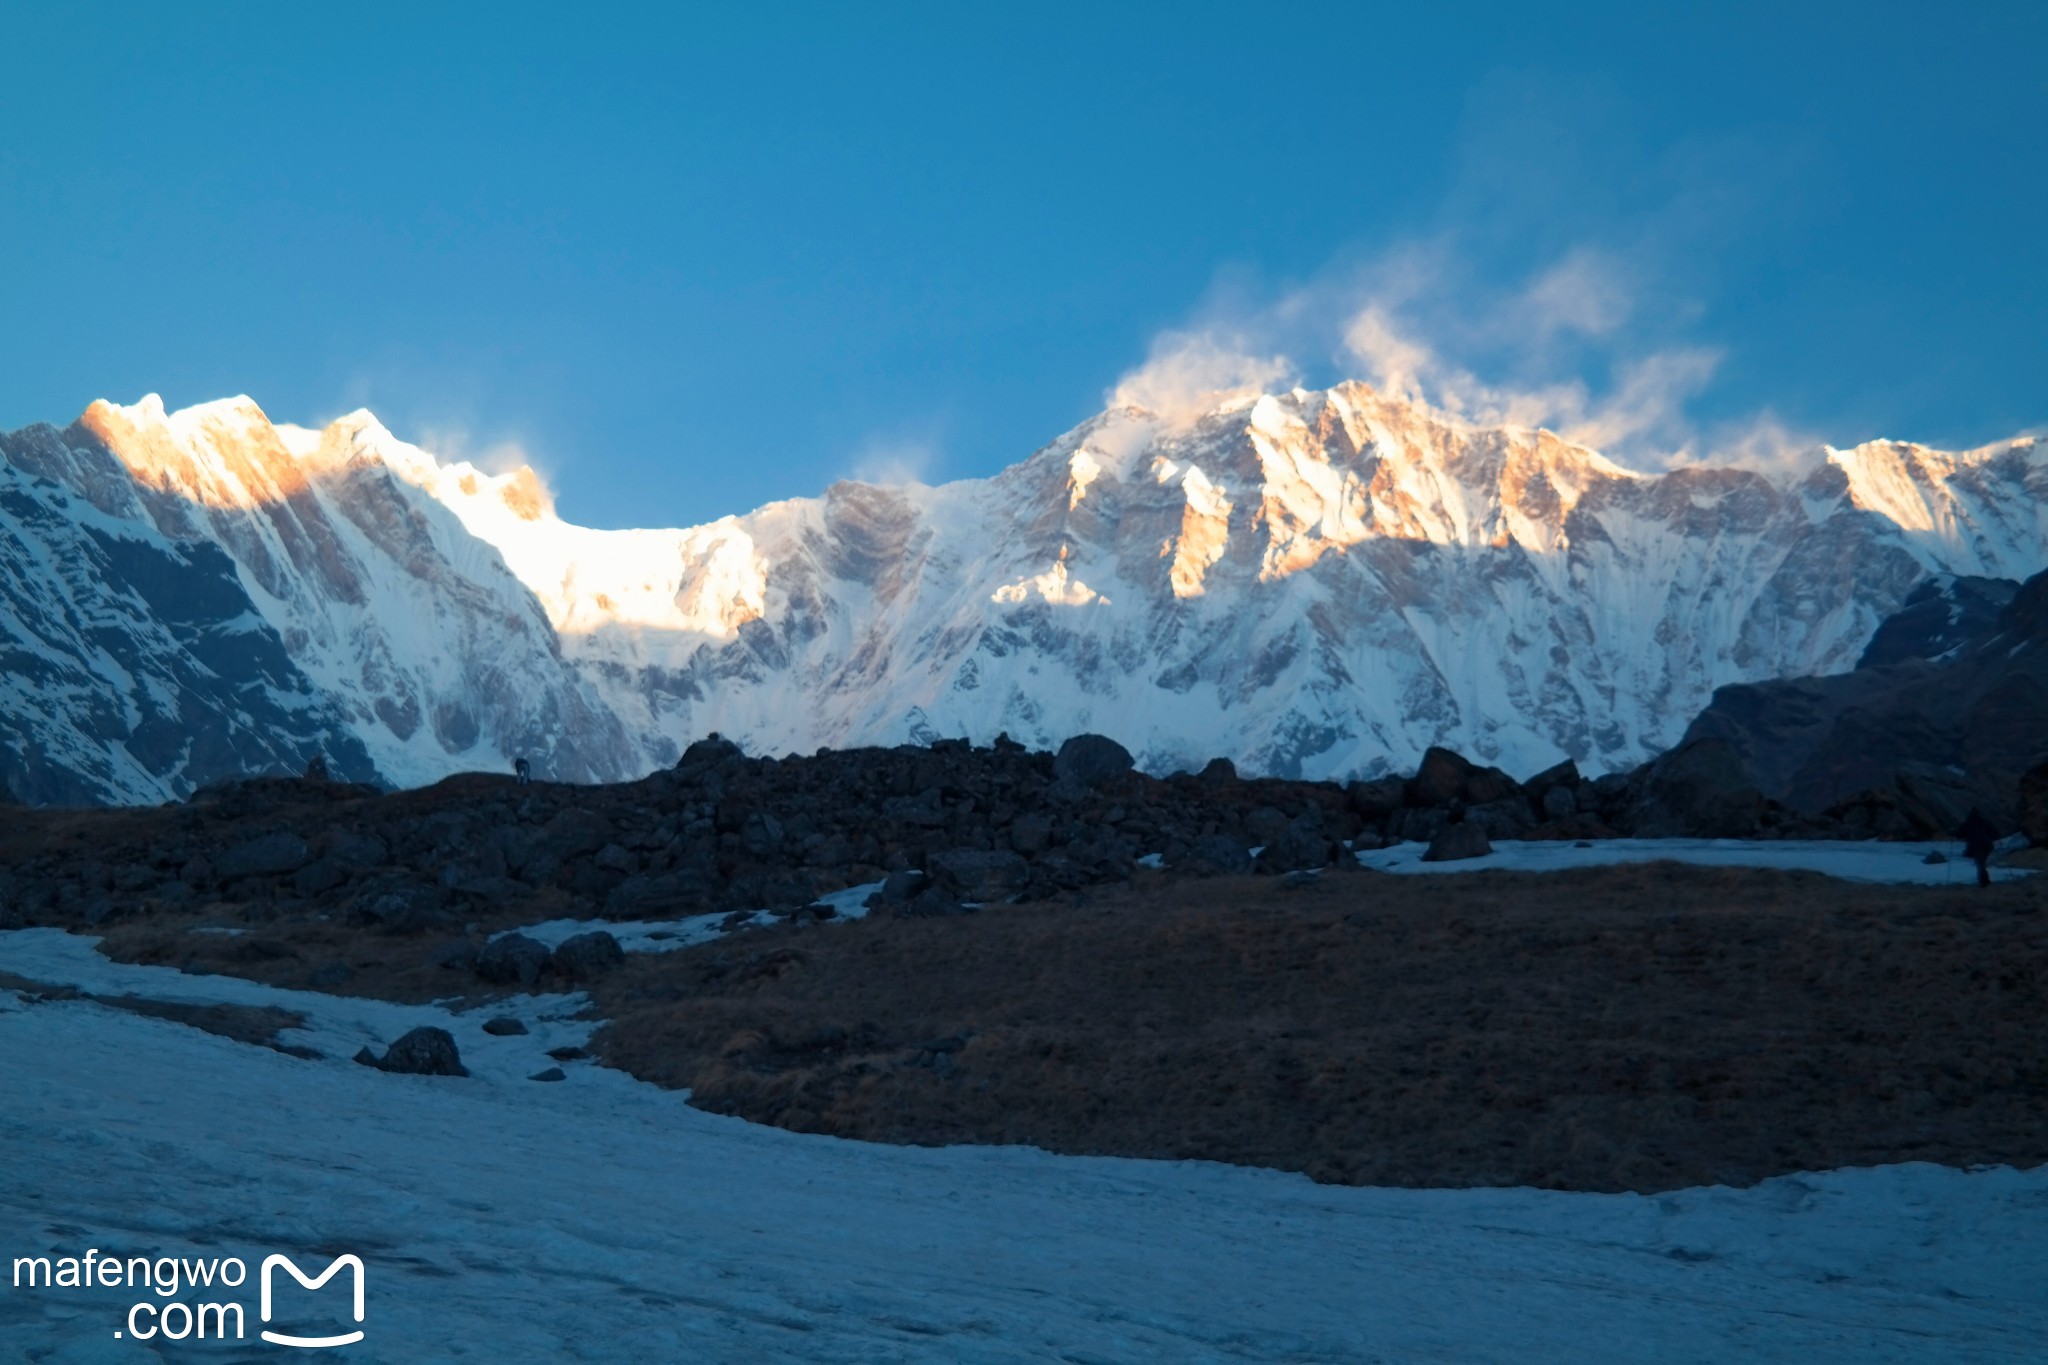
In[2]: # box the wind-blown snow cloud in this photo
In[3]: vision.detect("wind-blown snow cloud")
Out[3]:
[1117,239,1822,474]
[1109,330,1296,426]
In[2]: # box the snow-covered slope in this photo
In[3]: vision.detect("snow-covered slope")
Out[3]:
[423,382,2047,780]
[3,383,2044,802]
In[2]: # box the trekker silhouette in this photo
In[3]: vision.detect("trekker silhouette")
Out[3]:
[1956,807,1999,888]
[514,756,532,787]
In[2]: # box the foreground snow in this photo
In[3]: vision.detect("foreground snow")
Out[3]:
[1357,838,2033,885]
[2,930,2043,1362]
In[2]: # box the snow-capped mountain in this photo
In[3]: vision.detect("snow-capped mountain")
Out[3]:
[2,383,2043,803]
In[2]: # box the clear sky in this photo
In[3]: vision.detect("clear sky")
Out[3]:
[2,2,2042,528]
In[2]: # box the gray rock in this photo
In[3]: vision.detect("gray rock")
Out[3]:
[428,938,478,971]
[1197,757,1238,783]
[529,1067,567,1082]
[482,1016,529,1036]
[215,831,311,880]
[1347,775,1406,821]
[1009,812,1053,855]
[551,930,625,981]
[1255,818,1337,873]
[928,848,1031,903]
[1406,747,1475,807]
[376,1026,467,1077]
[1541,784,1579,821]
[1422,823,1493,863]
[476,932,552,987]
[1054,734,1134,788]
[292,857,350,897]
[353,882,452,934]
[1464,796,1536,840]
[740,811,786,858]
[876,868,928,903]
[1184,834,1253,876]
[1628,738,1767,838]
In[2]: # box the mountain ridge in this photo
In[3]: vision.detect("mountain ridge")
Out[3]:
[2,383,2043,804]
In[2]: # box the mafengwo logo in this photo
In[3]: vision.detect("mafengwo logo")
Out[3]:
[10,1247,366,1348]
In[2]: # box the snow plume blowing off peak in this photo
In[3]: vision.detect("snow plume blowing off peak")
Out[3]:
[0,368,2044,804]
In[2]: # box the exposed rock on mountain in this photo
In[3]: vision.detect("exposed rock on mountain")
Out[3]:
[1682,568,2048,823]
[2,386,2043,803]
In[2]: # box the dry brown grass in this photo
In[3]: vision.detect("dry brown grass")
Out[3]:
[587,863,2048,1193]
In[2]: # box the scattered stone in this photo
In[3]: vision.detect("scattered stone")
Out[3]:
[529,1067,566,1082]
[1923,850,1949,865]
[352,1046,380,1067]
[476,932,552,987]
[482,1016,529,1036]
[547,1046,588,1061]
[1198,757,1238,784]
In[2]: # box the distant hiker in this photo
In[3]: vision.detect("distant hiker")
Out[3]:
[303,753,329,782]
[1957,807,1999,887]
[514,756,532,787]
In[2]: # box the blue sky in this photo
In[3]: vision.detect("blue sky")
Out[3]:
[2,2,2041,527]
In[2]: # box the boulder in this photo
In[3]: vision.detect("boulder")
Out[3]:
[1347,775,1406,822]
[1540,784,1578,822]
[375,1026,468,1077]
[476,933,552,987]
[1464,796,1536,840]
[2022,760,2048,845]
[1893,763,1981,838]
[1255,817,1337,873]
[215,831,311,880]
[1461,766,1520,806]
[482,1016,528,1036]
[1406,747,1475,807]
[292,857,350,897]
[1626,738,1766,838]
[1008,812,1054,855]
[1053,734,1133,788]
[675,733,745,778]
[928,848,1031,903]
[529,1067,567,1082]
[551,930,626,981]
[1423,823,1493,863]
[1522,759,1581,804]
[1183,834,1253,876]
[1197,757,1238,784]
[875,868,928,903]
[739,811,786,858]
[352,882,452,934]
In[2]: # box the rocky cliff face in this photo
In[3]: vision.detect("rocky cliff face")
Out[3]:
[1683,568,2048,819]
[2,384,2044,804]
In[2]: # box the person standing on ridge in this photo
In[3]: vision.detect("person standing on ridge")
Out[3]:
[1957,807,1999,887]
[514,756,532,787]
